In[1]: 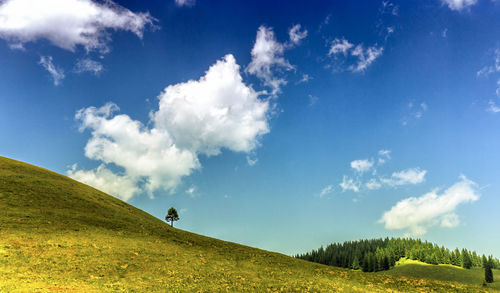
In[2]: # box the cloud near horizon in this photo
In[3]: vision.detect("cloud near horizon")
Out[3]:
[379,175,479,236]
[69,54,270,201]
[0,0,155,53]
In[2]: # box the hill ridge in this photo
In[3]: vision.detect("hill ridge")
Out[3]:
[0,156,496,292]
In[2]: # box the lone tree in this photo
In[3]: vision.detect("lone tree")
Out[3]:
[165,207,179,227]
[485,256,494,283]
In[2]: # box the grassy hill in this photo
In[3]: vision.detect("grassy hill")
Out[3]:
[381,258,500,290]
[0,156,495,292]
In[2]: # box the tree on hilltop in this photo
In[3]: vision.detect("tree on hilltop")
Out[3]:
[165,207,179,227]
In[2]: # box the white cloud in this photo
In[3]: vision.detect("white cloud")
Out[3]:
[288,24,307,45]
[380,175,479,236]
[246,155,258,166]
[308,94,318,106]
[39,56,64,86]
[67,163,139,201]
[378,149,391,164]
[328,39,383,73]
[402,101,428,126]
[340,176,360,192]
[441,0,478,11]
[0,0,154,53]
[350,159,374,173]
[365,178,382,190]
[385,26,395,40]
[381,168,427,186]
[319,185,334,198]
[74,58,103,75]
[497,79,500,98]
[154,55,269,155]
[297,74,311,84]
[442,28,448,38]
[328,38,353,56]
[69,54,270,200]
[488,100,500,113]
[349,44,384,73]
[478,50,500,112]
[246,26,294,95]
[477,49,500,77]
[381,1,399,16]
[174,0,195,7]
[185,185,197,197]
[318,14,331,31]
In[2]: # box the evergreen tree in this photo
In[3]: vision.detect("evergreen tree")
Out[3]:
[485,257,494,283]
[351,256,361,270]
[462,249,473,269]
[362,254,370,272]
[382,255,390,270]
[295,238,499,273]
[370,253,377,272]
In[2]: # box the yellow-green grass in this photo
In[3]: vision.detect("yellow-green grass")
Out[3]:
[0,156,493,292]
[380,258,500,291]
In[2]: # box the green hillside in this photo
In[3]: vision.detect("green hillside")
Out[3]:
[381,258,500,290]
[0,156,494,292]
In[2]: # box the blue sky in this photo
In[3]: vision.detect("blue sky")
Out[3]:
[1,0,500,256]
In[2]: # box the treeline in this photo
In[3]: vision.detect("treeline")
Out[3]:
[296,238,500,272]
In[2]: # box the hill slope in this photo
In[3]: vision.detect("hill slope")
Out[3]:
[381,259,500,290]
[0,156,493,292]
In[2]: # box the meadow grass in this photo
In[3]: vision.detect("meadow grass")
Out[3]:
[381,258,500,290]
[0,156,496,292]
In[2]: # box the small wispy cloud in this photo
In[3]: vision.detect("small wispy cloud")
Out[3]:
[39,56,64,86]
[402,101,428,126]
[319,185,334,198]
[487,100,500,113]
[318,14,331,32]
[380,168,427,186]
[74,58,103,75]
[185,185,198,198]
[308,94,319,106]
[340,176,360,192]
[339,150,426,194]
[380,1,399,16]
[441,0,478,11]
[349,45,384,73]
[174,0,195,7]
[477,50,500,113]
[288,24,308,46]
[442,28,448,38]
[328,38,383,73]
[378,149,391,164]
[377,1,399,41]
[246,26,294,95]
[297,74,312,84]
[328,38,354,56]
[246,155,258,166]
[365,178,382,190]
[350,159,374,173]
